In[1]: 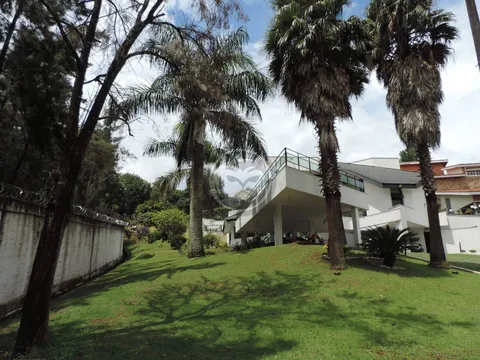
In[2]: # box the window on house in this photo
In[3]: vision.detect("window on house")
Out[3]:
[467,170,480,176]
[390,188,404,207]
[445,198,452,213]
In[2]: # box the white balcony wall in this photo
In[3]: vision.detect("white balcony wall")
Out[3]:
[363,181,392,215]
[442,215,480,253]
[437,195,474,212]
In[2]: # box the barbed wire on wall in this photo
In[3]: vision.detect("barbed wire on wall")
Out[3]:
[0,182,128,227]
[0,182,48,207]
[72,206,129,227]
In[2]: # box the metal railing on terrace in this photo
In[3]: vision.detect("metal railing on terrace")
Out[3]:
[243,148,365,206]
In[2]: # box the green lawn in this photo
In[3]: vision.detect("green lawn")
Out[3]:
[408,252,480,271]
[1,244,480,360]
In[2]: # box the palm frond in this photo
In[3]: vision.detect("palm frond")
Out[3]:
[154,168,190,194]
[368,0,458,149]
[143,137,179,158]
[209,110,268,162]
[117,74,184,119]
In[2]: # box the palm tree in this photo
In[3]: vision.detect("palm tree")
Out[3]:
[368,0,458,267]
[143,125,236,216]
[119,28,271,257]
[265,0,370,269]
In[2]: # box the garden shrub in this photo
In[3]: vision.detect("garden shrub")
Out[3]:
[204,233,221,249]
[134,225,150,243]
[151,208,188,238]
[214,238,228,249]
[169,234,187,250]
[361,225,420,267]
[232,243,246,252]
[124,227,134,241]
[232,234,268,252]
[151,230,167,242]
[469,249,477,253]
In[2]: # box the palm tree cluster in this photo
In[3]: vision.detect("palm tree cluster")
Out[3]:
[125,0,457,268]
[265,0,458,268]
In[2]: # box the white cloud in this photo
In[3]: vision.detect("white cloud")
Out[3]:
[119,0,480,184]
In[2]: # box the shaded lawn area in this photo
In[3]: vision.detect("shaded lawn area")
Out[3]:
[409,252,480,271]
[1,244,480,360]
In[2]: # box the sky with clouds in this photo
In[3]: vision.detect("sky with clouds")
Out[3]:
[118,0,480,187]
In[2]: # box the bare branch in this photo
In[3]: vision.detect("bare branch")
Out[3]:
[84,74,106,84]
[136,0,151,23]
[124,50,170,63]
[39,0,82,66]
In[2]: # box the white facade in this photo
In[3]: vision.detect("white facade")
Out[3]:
[353,157,400,169]
[226,150,480,255]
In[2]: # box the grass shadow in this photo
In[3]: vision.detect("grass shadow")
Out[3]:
[347,257,453,278]
[50,260,227,312]
[1,247,477,359]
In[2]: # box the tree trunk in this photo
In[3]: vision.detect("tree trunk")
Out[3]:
[13,154,82,355]
[0,0,24,74]
[466,0,480,70]
[187,120,206,258]
[416,142,447,267]
[12,0,164,354]
[9,141,29,184]
[316,122,346,270]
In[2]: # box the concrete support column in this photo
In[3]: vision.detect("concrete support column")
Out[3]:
[229,226,235,245]
[352,207,362,246]
[274,204,283,246]
[241,232,247,246]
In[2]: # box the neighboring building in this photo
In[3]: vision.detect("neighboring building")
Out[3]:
[202,218,224,233]
[223,148,480,254]
[400,159,448,176]
[400,160,480,214]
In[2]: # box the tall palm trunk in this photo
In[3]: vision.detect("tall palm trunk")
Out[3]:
[416,141,447,267]
[466,0,480,70]
[316,122,346,270]
[187,120,206,258]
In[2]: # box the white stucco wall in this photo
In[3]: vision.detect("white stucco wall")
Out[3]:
[362,181,392,215]
[402,188,426,211]
[441,215,480,254]
[0,199,125,318]
[352,158,400,169]
[437,195,473,212]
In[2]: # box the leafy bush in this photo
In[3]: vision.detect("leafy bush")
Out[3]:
[169,234,187,250]
[134,225,150,243]
[151,230,167,242]
[124,227,134,241]
[361,226,420,267]
[469,249,477,253]
[151,208,188,238]
[232,234,268,252]
[246,235,264,249]
[215,238,228,249]
[204,233,221,249]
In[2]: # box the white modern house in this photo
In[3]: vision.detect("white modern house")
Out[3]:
[224,148,480,254]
